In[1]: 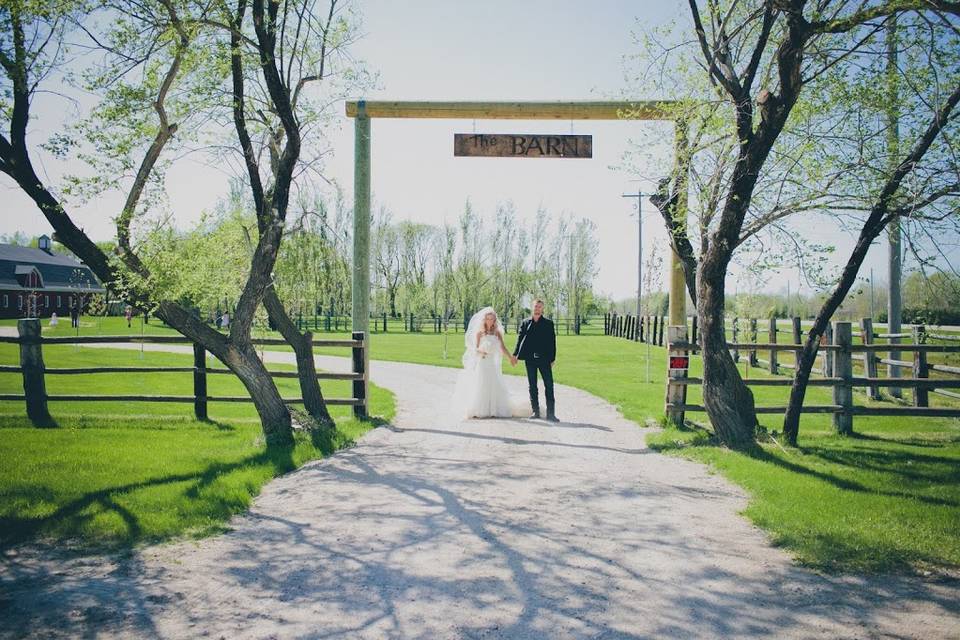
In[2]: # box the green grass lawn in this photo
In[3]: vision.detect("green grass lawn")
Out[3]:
[0,344,394,550]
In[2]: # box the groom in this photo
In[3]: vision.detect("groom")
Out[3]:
[511,299,559,422]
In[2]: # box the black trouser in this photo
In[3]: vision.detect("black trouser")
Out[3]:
[524,358,555,414]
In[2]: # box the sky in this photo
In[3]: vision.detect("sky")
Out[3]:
[0,0,926,301]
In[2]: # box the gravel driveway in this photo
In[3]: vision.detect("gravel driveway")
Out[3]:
[1,347,958,639]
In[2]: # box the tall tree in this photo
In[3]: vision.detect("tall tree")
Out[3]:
[215,0,366,425]
[634,0,960,447]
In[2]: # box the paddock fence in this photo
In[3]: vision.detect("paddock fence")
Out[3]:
[662,320,960,431]
[0,319,368,423]
[355,313,604,336]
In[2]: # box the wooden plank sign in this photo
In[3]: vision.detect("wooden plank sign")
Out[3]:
[454,133,592,158]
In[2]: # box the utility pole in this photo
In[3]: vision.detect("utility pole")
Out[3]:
[886,17,903,398]
[623,189,651,341]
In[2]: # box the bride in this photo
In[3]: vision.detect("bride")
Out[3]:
[450,307,518,419]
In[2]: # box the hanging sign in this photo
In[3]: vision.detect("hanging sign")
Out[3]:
[454,133,592,158]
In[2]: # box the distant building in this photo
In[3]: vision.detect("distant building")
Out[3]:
[0,235,105,320]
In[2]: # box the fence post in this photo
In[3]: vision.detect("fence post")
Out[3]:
[860,318,880,400]
[659,316,666,346]
[749,318,758,367]
[792,316,802,371]
[665,325,690,426]
[193,342,208,420]
[768,317,778,374]
[352,330,368,419]
[732,317,740,363]
[18,318,52,426]
[832,321,853,435]
[913,325,928,408]
[691,315,699,346]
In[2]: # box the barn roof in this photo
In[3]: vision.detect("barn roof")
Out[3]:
[0,243,105,293]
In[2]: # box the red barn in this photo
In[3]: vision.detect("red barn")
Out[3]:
[0,235,105,320]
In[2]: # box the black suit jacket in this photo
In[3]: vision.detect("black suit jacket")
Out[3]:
[514,316,556,362]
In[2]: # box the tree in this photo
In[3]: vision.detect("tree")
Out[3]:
[0,0,360,440]
[566,218,599,332]
[215,0,366,426]
[372,205,401,318]
[632,0,960,447]
[783,13,960,442]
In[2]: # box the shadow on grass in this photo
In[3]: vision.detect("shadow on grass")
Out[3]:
[850,431,960,448]
[0,419,378,551]
[802,442,960,484]
[742,447,960,509]
[0,446,293,550]
[646,421,716,452]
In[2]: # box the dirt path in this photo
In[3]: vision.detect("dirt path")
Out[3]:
[1,344,958,638]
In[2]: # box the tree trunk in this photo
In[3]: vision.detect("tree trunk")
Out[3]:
[263,288,333,425]
[783,227,880,445]
[158,301,293,445]
[783,328,823,446]
[3,145,295,445]
[698,260,757,448]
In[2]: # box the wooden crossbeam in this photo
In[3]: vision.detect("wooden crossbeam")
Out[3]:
[344,100,676,120]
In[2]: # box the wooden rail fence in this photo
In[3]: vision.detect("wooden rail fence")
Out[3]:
[0,319,369,421]
[663,320,960,430]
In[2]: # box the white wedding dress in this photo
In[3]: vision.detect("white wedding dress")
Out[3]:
[450,308,523,420]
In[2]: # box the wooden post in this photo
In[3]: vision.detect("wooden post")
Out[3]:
[768,317,778,374]
[832,321,853,435]
[665,325,690,426]
[749,318,758,367]
[913,325,928,408]
[18,318,51,426]
[860,318,880,400]
[352,104,371,391]
[824,322,834,378]
[193,343,208,420]
[691,315,698,346]
[352,330,368,419]
[668,118,689,327]
[792,316,802,371]
[732,317,740,364]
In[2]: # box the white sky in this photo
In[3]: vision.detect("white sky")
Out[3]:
[0,0,928,300]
